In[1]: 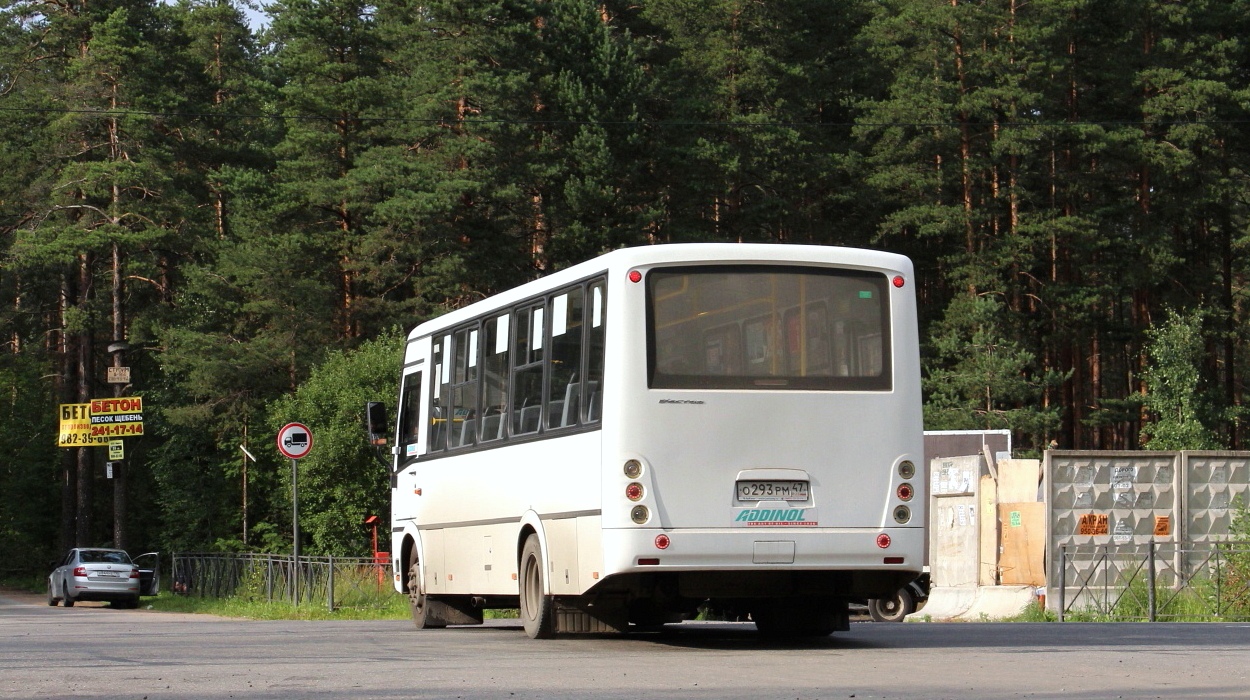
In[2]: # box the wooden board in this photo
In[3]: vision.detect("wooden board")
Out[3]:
[998,502,1046,586]
[998,459,1042,503]
[979,474,998,585]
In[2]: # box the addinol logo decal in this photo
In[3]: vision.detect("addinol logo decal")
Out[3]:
[733,508,818,527]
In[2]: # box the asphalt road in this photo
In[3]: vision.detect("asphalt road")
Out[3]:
[3,590,1248,700]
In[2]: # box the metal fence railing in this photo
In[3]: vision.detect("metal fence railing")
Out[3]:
[172,553,397,612]
[1057,541,1250,622]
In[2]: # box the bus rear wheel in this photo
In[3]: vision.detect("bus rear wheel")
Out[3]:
[519,535,553,639]
[408,561,445,629]
[868,587,915,623]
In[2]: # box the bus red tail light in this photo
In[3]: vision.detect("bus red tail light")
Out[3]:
[638,558,659,566]
[876,533,891,549]
[897,483,913,501]
[625,482,644,501]
[654,534,670,550]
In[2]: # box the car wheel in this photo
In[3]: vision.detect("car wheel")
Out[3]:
[518,534,553,639]
[47,582,58,607]
[63,592,75,608]
[868,587,915,622]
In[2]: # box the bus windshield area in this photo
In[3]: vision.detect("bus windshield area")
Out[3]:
[647,265,891,391]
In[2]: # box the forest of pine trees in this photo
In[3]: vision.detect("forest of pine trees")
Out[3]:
[2,0,1249,571]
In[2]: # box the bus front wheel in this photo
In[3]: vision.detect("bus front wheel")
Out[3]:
[408,561,445,629]
[519,535,554,639]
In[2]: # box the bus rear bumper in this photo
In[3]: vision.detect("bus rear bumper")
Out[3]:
[601,526,924,576]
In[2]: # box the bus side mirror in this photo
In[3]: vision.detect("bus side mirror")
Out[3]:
[366,401,389,446]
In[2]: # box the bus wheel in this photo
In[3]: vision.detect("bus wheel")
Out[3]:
[868,587,915,623]
[408,561,445,629]
[519,535,554,639]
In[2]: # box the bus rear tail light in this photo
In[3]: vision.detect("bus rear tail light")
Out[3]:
[897,483,913,501]
[654,534,670,550]
[623,460,642,478]
[898,460,915,479]
[625,482,644,501]
[884,556,905,564]
[638,558,659,566]
[892,275,905,288]
[628,270,643,283]
[630,505,649,524]
[893,506,911,524]
[876,533,891,549]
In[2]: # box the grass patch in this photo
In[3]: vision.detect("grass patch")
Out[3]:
[0,574,46,594]
[146,591,518,621]
[1002,602,1057,622]
[146,590,411,620]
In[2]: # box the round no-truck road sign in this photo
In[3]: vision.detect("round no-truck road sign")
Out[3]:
[277,422,313,460]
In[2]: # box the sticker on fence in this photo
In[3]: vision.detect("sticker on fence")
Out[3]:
[1077,513,1109,536]
[1113,520,1133,543]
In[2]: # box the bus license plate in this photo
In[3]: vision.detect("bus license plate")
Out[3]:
[736,480,809,501]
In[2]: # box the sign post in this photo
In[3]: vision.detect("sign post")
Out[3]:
[277,422,313,604]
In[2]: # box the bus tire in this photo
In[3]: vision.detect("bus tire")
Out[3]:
[519,535,554,639]
[868,586,915,622]
[408,560,445,629]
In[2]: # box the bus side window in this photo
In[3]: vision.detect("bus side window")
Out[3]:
[584,280,605,423]
[512,304,545,435]
[547,287,584,430]
[429,333,451,452]
[480,313,509,443]
[398,372,423,454]
[451,325,479,448]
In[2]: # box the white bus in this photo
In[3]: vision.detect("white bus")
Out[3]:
[385,243,924,638]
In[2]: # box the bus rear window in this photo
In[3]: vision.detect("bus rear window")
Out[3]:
[647,266,891,391]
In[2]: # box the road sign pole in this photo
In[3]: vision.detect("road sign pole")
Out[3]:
[276,421,313,607]
[292,457,300,606]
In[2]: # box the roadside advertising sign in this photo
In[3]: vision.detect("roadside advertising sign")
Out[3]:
[57,398,146,447]
[58,404,109,447]
[88,396,145,439]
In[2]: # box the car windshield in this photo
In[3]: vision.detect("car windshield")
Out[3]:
[79,550,132,565]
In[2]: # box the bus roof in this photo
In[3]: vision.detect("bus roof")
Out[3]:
[406,243,912,342]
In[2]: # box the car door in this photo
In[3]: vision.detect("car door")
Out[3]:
[133,552,160,596]
[55,550,76,596]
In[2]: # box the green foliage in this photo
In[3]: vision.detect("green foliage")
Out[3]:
[0,352,60,569]
[923,294,1064,449]
[1140,308,1221,450]
[266,332,403,556]
[5,0,1250,572]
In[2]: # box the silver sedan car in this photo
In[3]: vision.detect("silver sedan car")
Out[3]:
[48,548,141,608]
